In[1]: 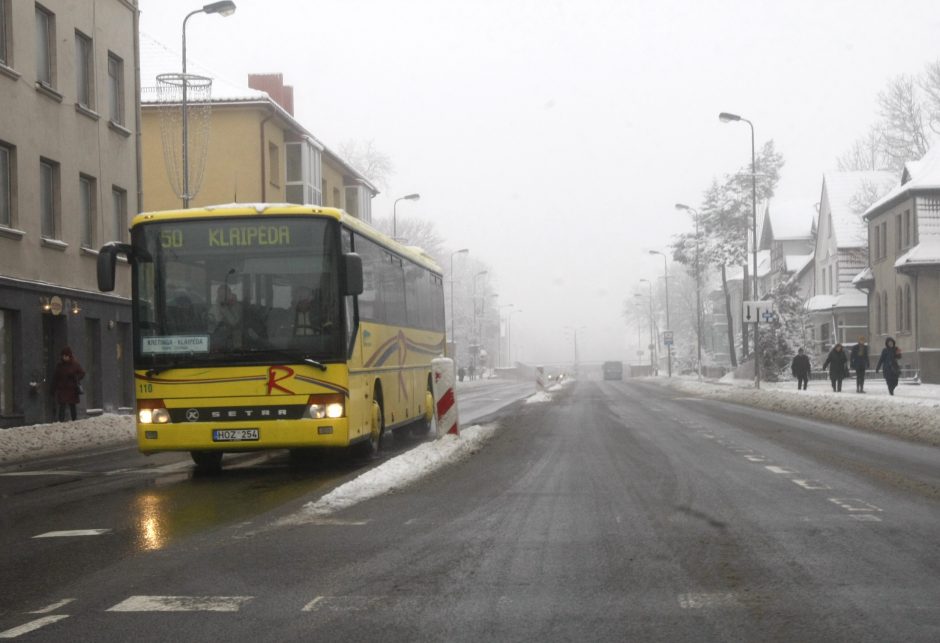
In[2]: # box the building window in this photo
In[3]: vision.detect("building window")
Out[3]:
[0,142,12,228]
[35,4,55,87]
[0,308,12,415]
[874,294,881,335]
[903,209,911,248]
[112,186,127,243]
[904,284,912,332]
[268,142,280,188]
[0,0,12,67]
[285,139,322,205]
[39,158,59,238]
[79,174,96,248]
[75,30,94,109]
[895,214,902,252]
[896,287,903,333]
[880,221,887,259]
[882,291,888,335]
[107,52,124,124]
[872,225,879,262]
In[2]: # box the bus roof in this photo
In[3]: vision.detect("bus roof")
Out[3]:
[131,203,443,274]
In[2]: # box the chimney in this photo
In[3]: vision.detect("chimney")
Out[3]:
[248,73,294,116]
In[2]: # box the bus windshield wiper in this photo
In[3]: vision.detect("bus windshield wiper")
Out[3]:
[253,348,329,371]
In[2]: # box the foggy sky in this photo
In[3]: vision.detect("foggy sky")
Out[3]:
[140,0,940,364]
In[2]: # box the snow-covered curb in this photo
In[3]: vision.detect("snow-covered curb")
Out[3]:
[0,414,135,465]
[654,378,940,447]
[278,423,498,524]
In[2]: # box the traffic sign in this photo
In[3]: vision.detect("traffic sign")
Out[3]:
[662,330,674,346]
[742,300,776,323]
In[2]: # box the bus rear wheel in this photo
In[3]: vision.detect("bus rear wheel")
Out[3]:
[190,450,223,472]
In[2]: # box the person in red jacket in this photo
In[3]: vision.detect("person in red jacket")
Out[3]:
[51,346,85,421]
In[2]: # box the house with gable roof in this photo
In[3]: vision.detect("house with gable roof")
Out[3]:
[854,145,940,383]
[806,171,895,354]
[757,199,816,296]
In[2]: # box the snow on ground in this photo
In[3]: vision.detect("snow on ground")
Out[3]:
[279,424,497,524]
[0,414,134,465]
[651,375,940,447]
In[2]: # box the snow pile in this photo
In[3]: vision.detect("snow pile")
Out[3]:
[280,423,497,524]
[525,391,553,404]
[660,378,940,446]
[0,414,135,464]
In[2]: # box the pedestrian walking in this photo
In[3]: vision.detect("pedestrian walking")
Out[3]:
[875,337,901,396]
[822,343,848,392]
[791,348,811,390]
[850,336,871,393]
[51,346,85,421]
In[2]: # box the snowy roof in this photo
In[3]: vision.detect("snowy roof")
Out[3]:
[785,253,814,273]
[139,32,268,103]
[138,32,378,195]
[764,199,816,240]
[823,171,896,247]
[805,291,867,311]
[894,238,940,271]
[852,266,874,286]
[864,145,940,217]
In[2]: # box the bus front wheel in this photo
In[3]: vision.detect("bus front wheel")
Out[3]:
[354,398,384,458]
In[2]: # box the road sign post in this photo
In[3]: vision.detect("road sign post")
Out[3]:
[662,331,674,378]
[741,301,775,390]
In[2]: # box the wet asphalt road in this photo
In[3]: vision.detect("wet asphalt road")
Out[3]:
[2,378,939,641]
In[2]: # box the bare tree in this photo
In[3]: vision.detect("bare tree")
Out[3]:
[337,139,394,189]
[836,126,889,171]
[372,216,446,263]
[878,74,930,168]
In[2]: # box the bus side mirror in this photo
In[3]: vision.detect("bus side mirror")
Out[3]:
[343,252,363,296]
[97,242,133,292]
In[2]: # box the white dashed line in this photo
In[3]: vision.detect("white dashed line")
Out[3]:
[301,596,383,612]
[302,518,370,526]
[744,455,766,462]
[828,498,883,513]
[107,596,254,612]
[32,529,111,538]
[791,479,831,490]
[0,615,69,639]
[29,599,75,614]
[677,592,740,609]
[849,514,883,522]
[0,471,87,477]
[765,466,797,475]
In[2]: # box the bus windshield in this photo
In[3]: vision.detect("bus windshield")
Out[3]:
[132,216,344,368]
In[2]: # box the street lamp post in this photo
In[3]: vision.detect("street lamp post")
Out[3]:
[719,110,760,387]
[498,304,513,368]
[449,248,469,359]
[649,250,671,377]
[472,270,488,373]
[637,281,655,371]
[392,193,420,240]
[181,1,236,208]
[507,309,522,366]
[676,203,703,380]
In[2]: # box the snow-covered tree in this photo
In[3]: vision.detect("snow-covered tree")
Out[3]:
[756,279,813,380]
[338,139,394,189]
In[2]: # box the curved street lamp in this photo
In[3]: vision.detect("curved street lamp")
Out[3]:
[720,110,760,387]
[392,193,420,240]
[181,1,237,208]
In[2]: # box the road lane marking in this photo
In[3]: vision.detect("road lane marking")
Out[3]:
[765,466,796,474]
[105,461,194,476]
[32,529,111,538]
[677,592,739,609]
[828,498,883,513]
[303,518,370,526]
[744,455,766,462]
[0,615,69,639]
[850,514,883,522]
[107,596,253,612]
[791,479,831,490]
[0,471,87,477]
[30,599,75,614]
[302,596,383,612]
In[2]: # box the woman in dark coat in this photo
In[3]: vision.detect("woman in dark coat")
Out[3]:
[822,343,848,392]
[875,337,901,396]
[849,335,871,393]
[51,346,85,421]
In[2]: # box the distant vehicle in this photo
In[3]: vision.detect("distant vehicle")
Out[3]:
[602,361,623,380]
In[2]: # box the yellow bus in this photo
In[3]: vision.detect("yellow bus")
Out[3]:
[98,204,445,470]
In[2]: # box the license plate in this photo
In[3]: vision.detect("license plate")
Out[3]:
[212,428,259,442]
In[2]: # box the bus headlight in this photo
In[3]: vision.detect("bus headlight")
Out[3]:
[139,400,170,424]
[305,394,345,420]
